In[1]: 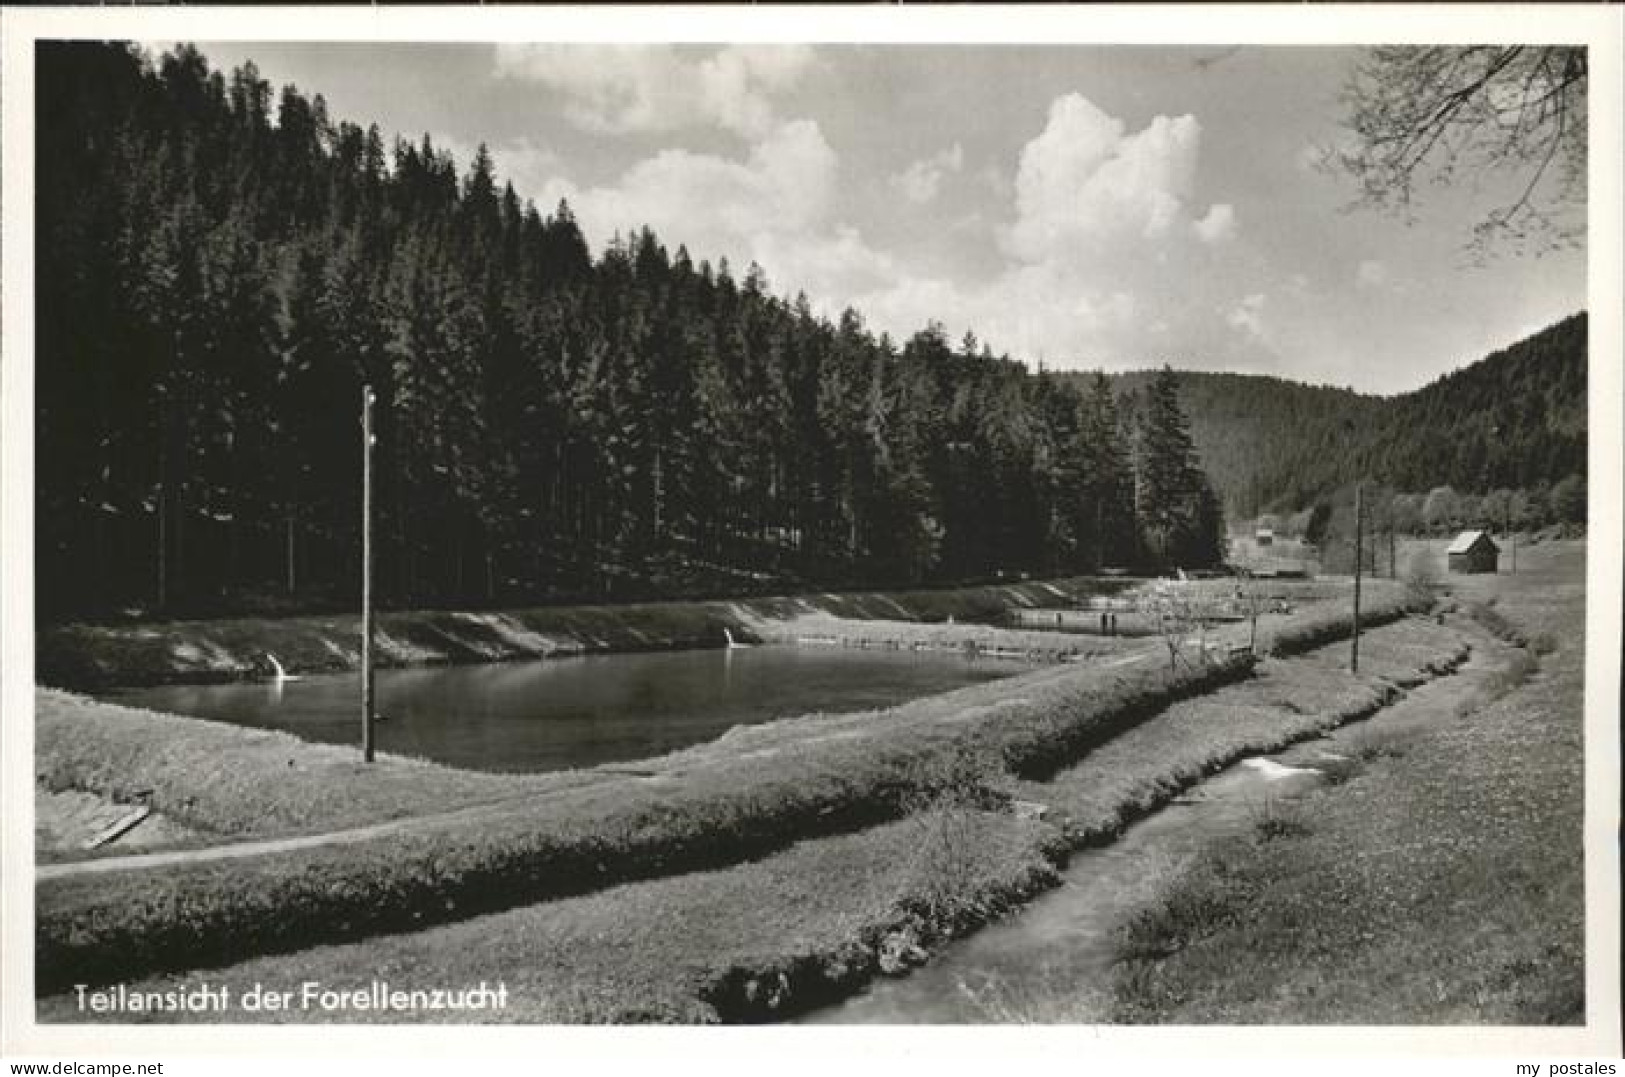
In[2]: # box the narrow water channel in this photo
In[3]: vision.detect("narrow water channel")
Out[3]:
[801,652,1486,1024]
[802,760,1326,1023]
[105,646,1032,773]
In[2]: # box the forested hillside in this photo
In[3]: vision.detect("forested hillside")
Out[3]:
[1099,312,1588,523]
[36,42,1224,621]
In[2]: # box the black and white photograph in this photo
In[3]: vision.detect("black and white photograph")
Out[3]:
[2,4,1620,1065]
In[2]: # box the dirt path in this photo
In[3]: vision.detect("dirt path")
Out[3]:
[34,793,549,881]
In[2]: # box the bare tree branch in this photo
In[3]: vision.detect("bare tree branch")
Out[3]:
[1333,45,1586,255]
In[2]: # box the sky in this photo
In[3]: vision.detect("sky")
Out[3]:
[188,41,1587,396]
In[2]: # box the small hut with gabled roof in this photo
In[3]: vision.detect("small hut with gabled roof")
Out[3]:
[1447,530,1499,574]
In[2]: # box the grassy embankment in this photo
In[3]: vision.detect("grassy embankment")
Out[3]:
[1028,613,1472,845]
[39,810,1064,1024]
[39,584,1455,1021]
[1106,540,1586,1023]
[37,577,1126,690]
[34,689,609,847]
[33,575,1379,845]
[36,642,1257,994]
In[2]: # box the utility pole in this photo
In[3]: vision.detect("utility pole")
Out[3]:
[1507,502,1517,574]
[361,384,376,764]
[1351,480,1363,674]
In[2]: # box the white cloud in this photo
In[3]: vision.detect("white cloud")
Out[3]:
[488,139,563,201]
[834,95,1270,370]
[540,119,903,305]
[889,144,964,205]
[536,90,1271,375]
[1007,94,1219,264]
[492,44,814,137]
[1193,203,1237,244]
[1356,259,1389,288]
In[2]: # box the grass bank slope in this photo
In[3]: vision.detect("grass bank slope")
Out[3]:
[1109,541,1585,1023]
[37,577,1123,690]
[35,689,605,843]
[1031,615,1471,848]
[39,812,1063,1024]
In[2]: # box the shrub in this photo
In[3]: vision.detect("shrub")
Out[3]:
[899,739,1006,926]
[1247,795,1311,841]
[1347,729,1408,763]
[1403,552,1442,609]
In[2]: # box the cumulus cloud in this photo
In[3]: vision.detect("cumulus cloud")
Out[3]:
[492,44,814,137]
[1007,94,1218,263]
[889,143,964,204]
[472,138,563,201]
[538,119,900,304]
[532,89,1266,374]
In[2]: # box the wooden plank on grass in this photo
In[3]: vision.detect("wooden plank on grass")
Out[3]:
[83,806,151,850]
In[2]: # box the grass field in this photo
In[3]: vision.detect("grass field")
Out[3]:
[1107,540,1587,1023]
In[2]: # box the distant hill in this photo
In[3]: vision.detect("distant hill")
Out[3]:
[1082,312,1587,518]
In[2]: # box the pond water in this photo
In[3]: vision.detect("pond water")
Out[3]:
[105,646,1030,773]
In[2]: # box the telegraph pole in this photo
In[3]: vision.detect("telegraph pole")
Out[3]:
[1507,502,1517,574]
[361,384,376,764]
[1351,480,1363,674]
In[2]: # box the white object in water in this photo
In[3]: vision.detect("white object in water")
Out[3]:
[1241,757,1315,781]
[723,628,751,650]
[265,653,303,683]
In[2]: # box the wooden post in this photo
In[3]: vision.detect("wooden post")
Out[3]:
[285,514,297,594]
[156,386,167,610]
[361,385,376,764]
[1351,481,1362,674]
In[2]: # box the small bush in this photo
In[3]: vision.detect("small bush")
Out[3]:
[1346,730,1408,763]
[900,739,1006,926]
[1403,553,1442,609]
[1247,795,1311,841]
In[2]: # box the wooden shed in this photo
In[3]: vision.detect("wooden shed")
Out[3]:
[1447,530,1499,574]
